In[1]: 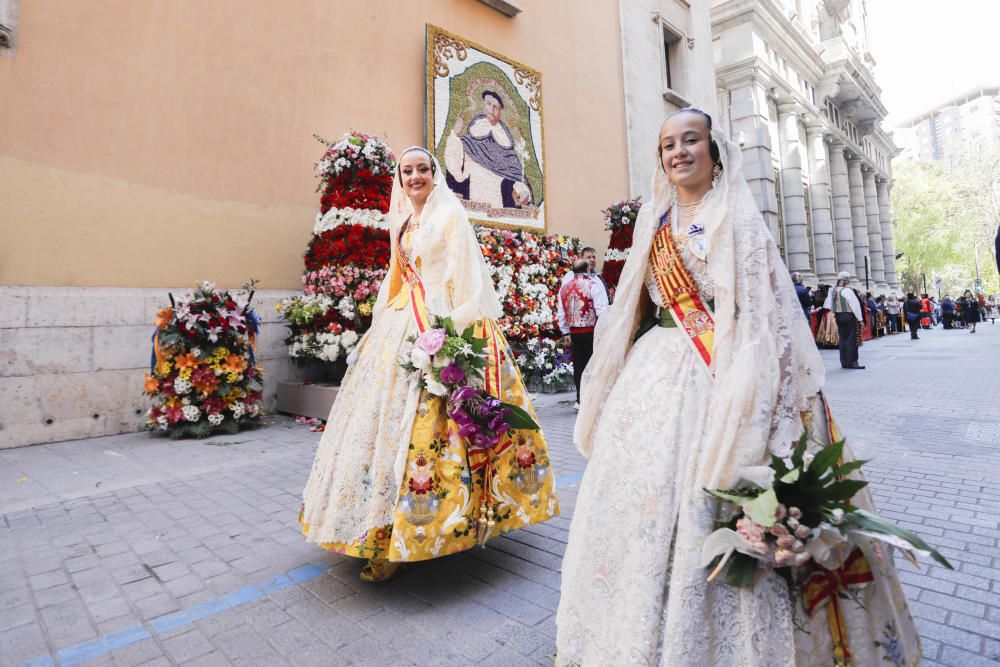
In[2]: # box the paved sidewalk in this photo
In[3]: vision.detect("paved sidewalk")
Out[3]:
[2,323,999,666]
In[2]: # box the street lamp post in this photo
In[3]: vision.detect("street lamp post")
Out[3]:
[974,242,982,294]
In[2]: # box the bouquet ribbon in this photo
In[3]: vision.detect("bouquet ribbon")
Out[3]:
[650,211,716,373]
[802,548,874,665]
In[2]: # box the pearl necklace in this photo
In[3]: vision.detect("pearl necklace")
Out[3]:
[677,196,704,218]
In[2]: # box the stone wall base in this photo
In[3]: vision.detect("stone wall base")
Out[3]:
[0,285,300,449]
[275,382,339,421]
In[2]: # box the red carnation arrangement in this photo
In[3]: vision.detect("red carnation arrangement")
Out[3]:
[601,197,641,298]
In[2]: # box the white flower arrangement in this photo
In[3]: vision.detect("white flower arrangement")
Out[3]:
[174,377,193,395]
[604,248,630,262]
[182,405,201,422]
[285,329,362,364]
[335,296,355,321]
[313,206,390,235]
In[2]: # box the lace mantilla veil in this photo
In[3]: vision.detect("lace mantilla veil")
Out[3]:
[574,114,825,491]
[373,146,502,331]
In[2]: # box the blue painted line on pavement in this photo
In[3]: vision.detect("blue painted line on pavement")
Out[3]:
[18,561,329,667]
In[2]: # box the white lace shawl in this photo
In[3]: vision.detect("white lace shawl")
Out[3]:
[373,149,503,332]
[575,125,825,490]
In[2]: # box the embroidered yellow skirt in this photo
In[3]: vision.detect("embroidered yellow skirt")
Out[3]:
[300,312,559,563]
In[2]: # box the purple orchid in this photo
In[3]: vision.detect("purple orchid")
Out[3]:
[439,364,466,385]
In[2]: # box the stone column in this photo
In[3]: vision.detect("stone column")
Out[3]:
[846,155,870,287]
[805,125,837,283]
[828,141,855,280]
[877,179,898,289]
[777,102,813,278]
[862,167,887,291]
[725,76,782,244]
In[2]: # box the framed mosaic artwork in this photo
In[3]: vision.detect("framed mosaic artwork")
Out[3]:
[425,24,547,232]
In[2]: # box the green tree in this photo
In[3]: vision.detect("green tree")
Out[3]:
[891,148,1000,297]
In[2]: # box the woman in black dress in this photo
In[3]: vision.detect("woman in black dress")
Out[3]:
[962,289,982,333]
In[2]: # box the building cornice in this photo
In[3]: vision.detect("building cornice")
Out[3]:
[712,0,825,82]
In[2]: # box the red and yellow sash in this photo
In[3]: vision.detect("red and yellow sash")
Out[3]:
[648,211,716,372]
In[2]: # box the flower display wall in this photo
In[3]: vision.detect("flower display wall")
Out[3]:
[280,131,583,385]
[277,133,395,369]
[145,282,265,438]
[600,197,641,298]
[476,227,581,342]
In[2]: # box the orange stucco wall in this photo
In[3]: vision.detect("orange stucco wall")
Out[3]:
[0,1,628,289]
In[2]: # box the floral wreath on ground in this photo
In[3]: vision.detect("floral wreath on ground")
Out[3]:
[145,281,265,439]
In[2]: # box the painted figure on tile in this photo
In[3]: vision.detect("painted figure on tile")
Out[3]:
[445,90,533,209]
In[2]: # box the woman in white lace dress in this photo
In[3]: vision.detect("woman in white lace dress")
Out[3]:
[555,110,920,665]
[300,147,558,582]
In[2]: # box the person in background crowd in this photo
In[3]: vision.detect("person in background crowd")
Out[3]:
[813,284,838,347]
[558,258,609,408]
[874,295,887,337]
[865,292,879,338]
[904,292,922,340]
[561,247,608,296]
[940,295,955,329]
[962,289,982,333]
[919,294,932,329]
[824,271,865,369]
[930,296,940,326]
[986,294,998,323]
[792,272,812,320]
[886,293,901,333]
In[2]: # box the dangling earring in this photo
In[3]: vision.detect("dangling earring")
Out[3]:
[712,163,722,185]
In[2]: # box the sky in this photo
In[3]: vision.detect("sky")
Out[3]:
[865,0,999,126]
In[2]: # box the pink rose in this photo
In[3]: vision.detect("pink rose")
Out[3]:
[415,328,446,355]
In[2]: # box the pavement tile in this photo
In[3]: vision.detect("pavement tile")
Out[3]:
[1,327,999,664]
[162,627,216,663]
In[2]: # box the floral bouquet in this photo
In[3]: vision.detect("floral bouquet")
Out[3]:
[702,432,952,589]
[145,281,265,439]
[602,197,642,232]
[401,317,540,453]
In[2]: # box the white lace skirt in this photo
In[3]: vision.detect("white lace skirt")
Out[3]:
[556,325,801,666]
[300,304,422,547]
[557,324,921,666]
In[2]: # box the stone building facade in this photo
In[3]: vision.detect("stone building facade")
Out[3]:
[619,0,717,200]
[1,0,630,448]
[712,0,899,293]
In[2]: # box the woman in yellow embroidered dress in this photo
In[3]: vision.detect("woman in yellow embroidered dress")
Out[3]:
[301,147,558,581]
[555,110,920,665]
